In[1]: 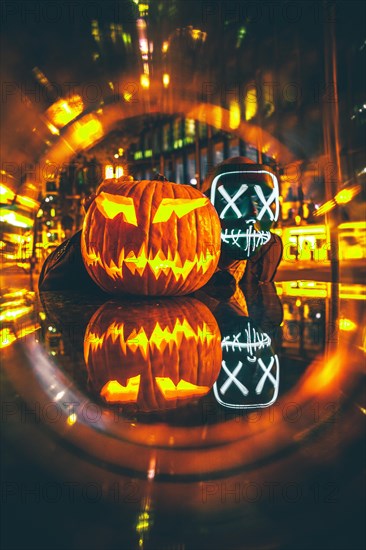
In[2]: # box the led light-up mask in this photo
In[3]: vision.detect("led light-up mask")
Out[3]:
[84,297,222,412]
[209,162,280,260]
[211,290,280,410]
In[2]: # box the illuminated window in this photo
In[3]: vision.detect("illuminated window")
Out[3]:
[175,158,183,184]
[200,148,208,179]
[229,101,241,129]
[185,119,195,139]
[214,143,224,165]
[163,124,170,151]
[151,132,158,153]
[244,86,258,120]
[229,138,240,157]
[115,166,124,178]
[187,154,196,181]
[173,118,182,142]
[245,144,258,162]
[199,122,207,139]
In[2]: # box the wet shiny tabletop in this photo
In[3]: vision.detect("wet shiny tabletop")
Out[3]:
[1,273,365,550]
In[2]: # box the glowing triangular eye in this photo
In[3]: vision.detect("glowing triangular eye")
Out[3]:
[155,377,210,399]
[152,197,209,223]
[95,192,138,225]
[100,376,141,403]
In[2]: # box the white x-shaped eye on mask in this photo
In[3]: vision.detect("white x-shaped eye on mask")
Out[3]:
[211,170,280,222]
[218,184,248,219]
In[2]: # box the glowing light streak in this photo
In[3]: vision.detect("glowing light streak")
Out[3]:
[0,211,33,228]
[229,101,241,130]
[163,73,170,88]
[72,117,103,148]
[0,185,16,202]
[335,185,361,205]
[339,318,357,332]
[46,95,84,128]
[16,195,39,210]
[140,74,150,89]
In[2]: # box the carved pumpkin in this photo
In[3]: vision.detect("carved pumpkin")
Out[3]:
[204,158,280,260]
[81,178,221,295]
[84,297,222,412]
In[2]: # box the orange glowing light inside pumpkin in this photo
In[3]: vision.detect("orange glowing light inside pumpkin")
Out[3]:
[84,242,218,281]
[85,318,217,361]
[152,197,209,223]
[100,376,141,402]
[100,377,210,404]
[155,378,210,399]
[95,192,138,225]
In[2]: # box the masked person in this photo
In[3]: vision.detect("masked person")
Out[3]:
[202,157,283,286]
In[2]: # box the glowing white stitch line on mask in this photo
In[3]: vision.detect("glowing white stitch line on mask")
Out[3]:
[210,170,280,222]
[221,226,271,252]
[221,326,271,353]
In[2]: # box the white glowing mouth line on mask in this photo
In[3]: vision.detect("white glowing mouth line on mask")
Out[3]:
[221,326,271,354]
[221,225,271,252]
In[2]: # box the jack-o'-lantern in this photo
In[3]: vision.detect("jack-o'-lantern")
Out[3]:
[81,177,221,295]
[211,288,280,409]
[204,158,280,260]
[84,297,222,412]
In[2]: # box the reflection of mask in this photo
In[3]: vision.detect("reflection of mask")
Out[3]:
[213,318,279,409]
[84,297,222,412]
[209,288,280,410]
[81,179,221,295]
[209,164,280,260]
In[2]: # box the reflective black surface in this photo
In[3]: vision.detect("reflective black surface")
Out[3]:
[1,271,365,549]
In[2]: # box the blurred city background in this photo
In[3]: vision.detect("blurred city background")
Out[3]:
[1,0,365,273]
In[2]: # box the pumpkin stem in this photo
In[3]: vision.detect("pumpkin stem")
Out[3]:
[154,173,168,182]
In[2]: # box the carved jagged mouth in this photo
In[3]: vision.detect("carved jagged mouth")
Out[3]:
[85,319,218,361]
[84,243,219,281]
[221,324,271,356]
[221,225,271,253]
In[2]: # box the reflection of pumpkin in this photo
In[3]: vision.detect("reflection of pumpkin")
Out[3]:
[84,297,222,411]
[81,178,221,295]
